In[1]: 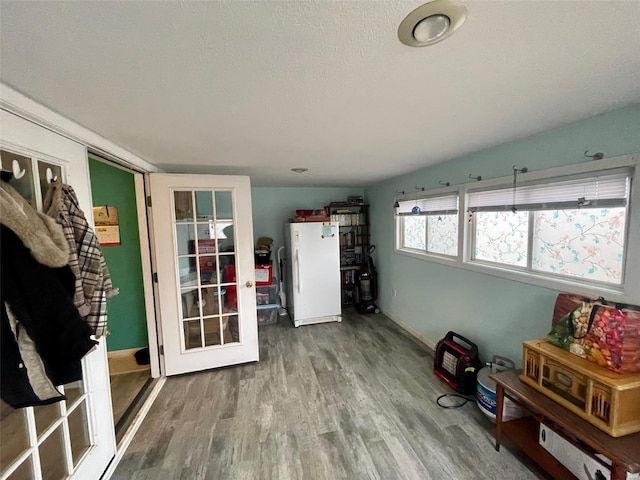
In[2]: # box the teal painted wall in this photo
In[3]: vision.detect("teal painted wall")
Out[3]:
[251,187,364,251]
[89,158,148,352]
[365,104,640,365]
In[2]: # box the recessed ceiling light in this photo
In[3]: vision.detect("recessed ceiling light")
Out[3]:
[398,0,467,47]
[413,14,450,43]
[291,168,308,173]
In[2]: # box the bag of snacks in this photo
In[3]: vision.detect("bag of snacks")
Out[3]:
[548,293,640,373]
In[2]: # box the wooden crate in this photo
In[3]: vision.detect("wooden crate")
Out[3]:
[521,339,640,437]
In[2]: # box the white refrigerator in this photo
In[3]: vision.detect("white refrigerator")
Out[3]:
[284,222,342,327]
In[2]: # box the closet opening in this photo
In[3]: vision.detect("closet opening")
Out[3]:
[87,153,160,446]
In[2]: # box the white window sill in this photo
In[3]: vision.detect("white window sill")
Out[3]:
[395,247,631,303]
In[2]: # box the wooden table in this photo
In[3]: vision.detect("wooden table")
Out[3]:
[490,370,640,480]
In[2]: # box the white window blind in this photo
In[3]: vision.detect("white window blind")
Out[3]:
[397,193,458,216]
[467,170,631,212]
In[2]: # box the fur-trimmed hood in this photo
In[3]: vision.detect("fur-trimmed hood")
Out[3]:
[0,180,69,268]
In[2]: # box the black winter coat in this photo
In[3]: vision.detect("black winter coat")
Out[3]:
[1,225,98,408]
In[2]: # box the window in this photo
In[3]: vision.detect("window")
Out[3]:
[397,193,458,256]
[474,210,529,266]
[467,169,631,285]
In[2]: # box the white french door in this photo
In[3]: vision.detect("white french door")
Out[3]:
[149,174,258,376]
[0,110,115,480]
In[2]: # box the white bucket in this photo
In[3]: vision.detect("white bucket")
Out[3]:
[476,356,522,422]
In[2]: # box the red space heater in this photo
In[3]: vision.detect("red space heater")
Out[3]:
[434,331,483,395]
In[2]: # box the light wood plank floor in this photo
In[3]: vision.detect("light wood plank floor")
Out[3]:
[113,311,549,480]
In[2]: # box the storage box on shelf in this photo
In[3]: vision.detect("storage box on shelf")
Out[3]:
[538,423,612,480]
[326,202,369,306]
[289,215,330,223]
[521,339,640,437]
[289,208,330,223]
[256,283,279,326]
[257,304,278,325]
[256,284,278,305]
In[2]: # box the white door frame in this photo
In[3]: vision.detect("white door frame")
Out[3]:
[135,173,163,378]
[135,172,166,378]
[87,154,163,379]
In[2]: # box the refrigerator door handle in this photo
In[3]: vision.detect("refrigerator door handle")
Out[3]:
[295,249,301,294]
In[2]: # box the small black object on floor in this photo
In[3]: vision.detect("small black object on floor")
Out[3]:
[134,347,150,365]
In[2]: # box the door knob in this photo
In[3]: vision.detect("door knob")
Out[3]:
[245,281,253,288]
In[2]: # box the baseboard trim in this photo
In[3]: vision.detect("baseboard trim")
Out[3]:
[107,348,143,358]
[108,348,150,375]
[100,376,166,480]
[381,309,437,352]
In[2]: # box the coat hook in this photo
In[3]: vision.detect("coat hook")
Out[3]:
[468,174,482,181]
[584,150,604,160]
[415,186,425,191]
[393,190,405,208]
[438,181,450,187]
[511,166,528,213]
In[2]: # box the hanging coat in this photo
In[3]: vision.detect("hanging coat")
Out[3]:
[44,181,118,336]
[1,181,97,408]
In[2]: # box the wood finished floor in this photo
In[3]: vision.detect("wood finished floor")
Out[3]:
[113,311,548,480]
[110,370,151,427]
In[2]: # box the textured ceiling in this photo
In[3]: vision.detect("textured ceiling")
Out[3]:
[1,1,639,187]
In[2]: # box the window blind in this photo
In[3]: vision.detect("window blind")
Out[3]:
[397,193,458,216]
[467,170,631,213]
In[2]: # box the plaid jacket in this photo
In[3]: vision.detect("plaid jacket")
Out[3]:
[44,182,118,336]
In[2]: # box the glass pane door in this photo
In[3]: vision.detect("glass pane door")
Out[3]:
[150,174,258,376]
[1,378,98,480]
[175,190,239,351]
[1,144,115,480]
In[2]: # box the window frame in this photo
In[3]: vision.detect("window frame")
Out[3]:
[395,154,639,302]
[396,189,461,260]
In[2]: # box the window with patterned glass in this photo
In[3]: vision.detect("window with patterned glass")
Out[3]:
[467,169,631,285]
[532,207,626,284]
[397,194,458,257]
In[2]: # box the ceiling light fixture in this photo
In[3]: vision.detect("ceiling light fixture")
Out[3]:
[398,0,467,47]
[291,168,308,173]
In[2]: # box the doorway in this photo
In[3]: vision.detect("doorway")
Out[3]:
[87,156,155,444]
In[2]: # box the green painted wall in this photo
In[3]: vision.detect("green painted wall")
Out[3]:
[365,103,640,365]
[89,158,148,352]
[251,187,365,250]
